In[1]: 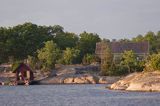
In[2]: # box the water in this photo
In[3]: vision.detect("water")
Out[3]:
[0,84,160,106]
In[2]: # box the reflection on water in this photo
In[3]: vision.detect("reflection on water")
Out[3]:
[0,84,160,106]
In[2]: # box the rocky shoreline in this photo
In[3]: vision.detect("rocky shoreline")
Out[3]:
[0,72,120,85]
[0,64,120,85]
[110,71,160,92]
[38,64,120,84]
[39,74,120,84]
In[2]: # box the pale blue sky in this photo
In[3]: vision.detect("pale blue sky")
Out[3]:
[0,0,160,39]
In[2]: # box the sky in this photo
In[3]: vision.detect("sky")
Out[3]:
[0,0,160,39]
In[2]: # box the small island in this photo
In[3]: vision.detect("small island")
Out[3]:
[0,23,160,93]
[1,0,160,105]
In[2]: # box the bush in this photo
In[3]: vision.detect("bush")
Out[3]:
[82,54,96,65]
[59,48,80,65]
[100,64,129,76]
[120,50,138,73]
[27,55,38,70]
[110,65,129,76]
[37,40,60,71]
[145,53,160,71]
[133,61,145,72]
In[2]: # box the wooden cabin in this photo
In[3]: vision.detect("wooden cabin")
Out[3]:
[13,63,34,85]
[95,41,149,63]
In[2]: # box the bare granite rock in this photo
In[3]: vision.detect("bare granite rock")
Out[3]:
[38,65,120,85]
[98,76,120,84]
[64,77,74,83]
[74,77,89,84]
[39,74,120,84]
[110,71,160,92]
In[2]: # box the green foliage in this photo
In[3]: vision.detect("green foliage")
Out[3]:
[100,48,145,76]
[82,54,96,65]
[109,65,129,76]
[0,27,11,62]
[47,25,64,37]
[100,49,139,76]
[120,50,138,73]
[78,32,101,60]
[100,43,113,75]
[146,53,160,71]
[0,23,65,63]
[107,62,145,76]
[132,31,160,53]
[37,41,60,70]
[132,35,144,42]
[27,55,38,70]
[118,39,130,43]
[0,23,50,62]
[54,32,79,50]
[2,22,160,76]
[134,61,145,72]
[0,23,102,64]
[59,48,80,64]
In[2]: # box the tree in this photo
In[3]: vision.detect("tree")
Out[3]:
[59,48,80,64]
[27,55,38,70]
[54,32,79,50]
[132,31,158,53]
[47,25,64,37]
[0,22,50,61]
[144,31,156,53]
[132,34,144,42]
[37,41,60,70]
[120,50,138,73]
[0,27,9,63]
[100,42,113,75]
[78,31,101,61]
[118,39,130,43]
[154,31,160,53]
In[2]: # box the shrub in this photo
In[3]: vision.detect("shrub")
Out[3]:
[113,65,129,76]
[27,55,38,70]
[100,43,113,76]
[37,40,60,71]
[82,54,96,65]
[120,50,138,73]
[145,53,160,71]
[60,48,80,65]
[133,61,145,72]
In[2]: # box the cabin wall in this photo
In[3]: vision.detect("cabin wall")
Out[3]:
[95,41,149,64]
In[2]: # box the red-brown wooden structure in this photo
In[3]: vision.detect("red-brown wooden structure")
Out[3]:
[13,63,34,83]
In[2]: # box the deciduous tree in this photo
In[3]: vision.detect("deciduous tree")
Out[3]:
[37,41,60,70]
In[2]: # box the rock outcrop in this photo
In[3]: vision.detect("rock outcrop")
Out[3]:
[39,74,120,84]
[0,64,121,85]
[39,74,100,84]
[64,77,74,83]
[38,64,120,84]
[98,76,120,84]
[110,71,160,92]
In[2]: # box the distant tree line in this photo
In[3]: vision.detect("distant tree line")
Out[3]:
[122,31,160,54]
[0,22,160,74]
[0,22,100,71]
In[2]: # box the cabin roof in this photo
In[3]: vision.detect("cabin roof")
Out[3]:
[13,63,32,73]
[111,41,149,54]
[95,41,149,54]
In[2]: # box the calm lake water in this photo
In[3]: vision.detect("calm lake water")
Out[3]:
[0,84,160,106]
